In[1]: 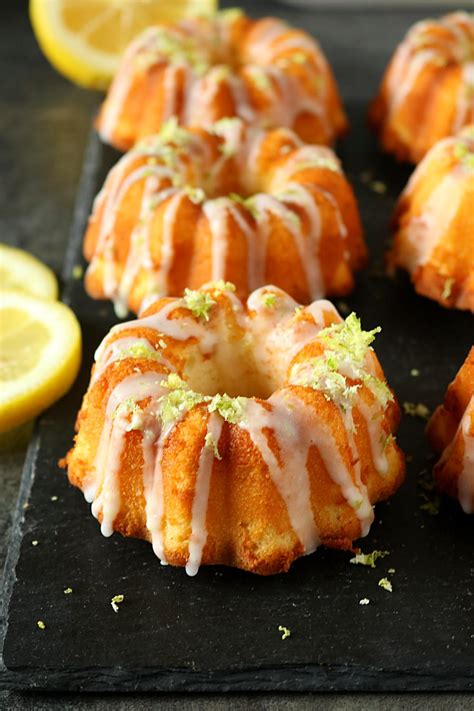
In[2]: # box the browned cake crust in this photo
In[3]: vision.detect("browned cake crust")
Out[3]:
[387,126,474,312]
[369,12,474,164]
[426,348,474,513]
[64,284,405,575]
[96,12,348,151]
[84,120,366,317]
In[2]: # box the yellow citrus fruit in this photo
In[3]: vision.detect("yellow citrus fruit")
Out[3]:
[29,0,218,90]
[0,289,82,433]
[0,243,58,300]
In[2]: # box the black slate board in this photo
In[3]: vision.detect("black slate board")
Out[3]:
[2,3,474,693]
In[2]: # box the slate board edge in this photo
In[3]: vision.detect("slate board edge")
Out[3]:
[0,125,100,692]
[0,432,41,690]
[61,127,102,300]
[3,661,474,693]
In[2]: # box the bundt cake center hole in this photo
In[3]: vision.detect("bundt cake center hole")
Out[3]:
[196,170,258,201]
[182,323,277,400]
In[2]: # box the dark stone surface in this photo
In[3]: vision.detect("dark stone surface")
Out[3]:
[1,0,473,707]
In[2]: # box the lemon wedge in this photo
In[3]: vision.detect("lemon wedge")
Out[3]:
[0,289,82,433]
[0,243,58,300]
[30,0,218,90]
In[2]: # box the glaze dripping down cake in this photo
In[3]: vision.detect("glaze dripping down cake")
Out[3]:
[427,348,474,514]
[96,9,348,151]
[84,118,366,317]
[64,283,405,575]
[388,125,474,312]
[369,11,474,163]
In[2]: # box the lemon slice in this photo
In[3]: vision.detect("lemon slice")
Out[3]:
[0,289,82,433]
[30,0,218,90]
[0,244,58,300]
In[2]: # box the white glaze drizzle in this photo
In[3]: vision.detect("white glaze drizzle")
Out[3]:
[82,290,399,574]
[268,391,373,536]
[395,170,466,273]
[99,299,219,356]
[239,397,320,552]
[88,116,354,314]
[97,13,338,147]
[202,198,230,282]
[454,61,474,132]
[98,31,150,143]
[143,424,169,564]
[153,190,186,292]
[252,193,325,300]
[87,372,167,535]
[185,412,224,575]
[114,178,175,318]
[276,183,325,296]
[91,336,174,385]
[384,12,474,131]
[356,400,390,476]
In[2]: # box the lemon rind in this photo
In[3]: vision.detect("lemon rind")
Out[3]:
[0,290,82,432]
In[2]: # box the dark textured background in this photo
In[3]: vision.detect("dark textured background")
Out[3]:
[1,0,473,707]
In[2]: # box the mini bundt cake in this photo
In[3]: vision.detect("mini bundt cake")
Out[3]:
[96,9,348,152]
[85,118,366,317]
[387,125,474,311]
[426,348,474,514]
[64,282,405,575]
[369,11,474,163]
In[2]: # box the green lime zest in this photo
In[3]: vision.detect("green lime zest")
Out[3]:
[208,393,247,424]
[278,625,291,640]
[228,193,260,220]
[319,313,380,365]
[350,549,389,568]
[263,293,277,308]
[159,375,208,426]
[183,289,216,321]
[378,578,393,593]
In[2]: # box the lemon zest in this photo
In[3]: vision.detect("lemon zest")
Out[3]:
[350,550,389,568]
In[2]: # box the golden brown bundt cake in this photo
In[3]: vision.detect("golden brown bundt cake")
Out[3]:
[369,11,474,163]
[64,282,405,575]
[96,9,348,151]
[426,348,474,514]
[84,118,366,317]
[387,125,474,312]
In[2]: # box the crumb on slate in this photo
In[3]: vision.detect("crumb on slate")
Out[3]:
[350,549,390,568]
[418,469,441,515]
[378,578,393,593]
[278,625,291,640]
[72,265,84,280]
[111,594,125,613]
[420,500,440,516]
[403,401,430,420]
[370,180,387,194]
